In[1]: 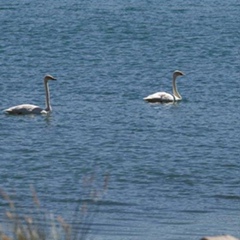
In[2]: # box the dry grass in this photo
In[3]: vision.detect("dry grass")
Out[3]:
[0,174,109,240]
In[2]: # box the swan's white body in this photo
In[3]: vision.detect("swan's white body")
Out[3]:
[144,70,185,103]
[4,74,56,115]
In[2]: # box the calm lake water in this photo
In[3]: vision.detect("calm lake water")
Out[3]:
[0,0,239,239]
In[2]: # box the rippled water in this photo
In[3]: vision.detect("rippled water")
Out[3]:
[0,1,239,239]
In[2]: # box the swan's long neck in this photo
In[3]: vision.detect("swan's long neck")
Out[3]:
[172,75,182,100]
[44,79,52,112]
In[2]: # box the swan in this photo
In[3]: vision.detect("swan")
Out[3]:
[144,70,185,103]
[4,74,57,115]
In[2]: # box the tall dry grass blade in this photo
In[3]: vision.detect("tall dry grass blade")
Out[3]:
[30,186,40,208]
[0,189,15,210]
[1,234,12,240]
[57,216,71,240]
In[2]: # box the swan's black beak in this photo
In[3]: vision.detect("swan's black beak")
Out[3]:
[44,74,57,81]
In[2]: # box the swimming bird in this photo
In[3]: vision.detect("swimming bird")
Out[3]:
[144,70,185,103]
[4,74,57,115]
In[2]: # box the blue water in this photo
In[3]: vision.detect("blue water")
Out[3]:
[0,1,239,239]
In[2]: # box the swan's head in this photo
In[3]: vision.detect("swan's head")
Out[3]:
[173,70,185,78]
[44,74,57,81]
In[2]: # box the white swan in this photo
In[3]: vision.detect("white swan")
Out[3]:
[144,70,185,103]
[4,74,57,115]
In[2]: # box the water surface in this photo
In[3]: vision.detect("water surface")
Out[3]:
[0,1,239,239]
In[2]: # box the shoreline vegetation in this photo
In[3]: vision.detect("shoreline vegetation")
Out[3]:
[0,174,109,240]
[202,236,239,240]
[0,175,238,240]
